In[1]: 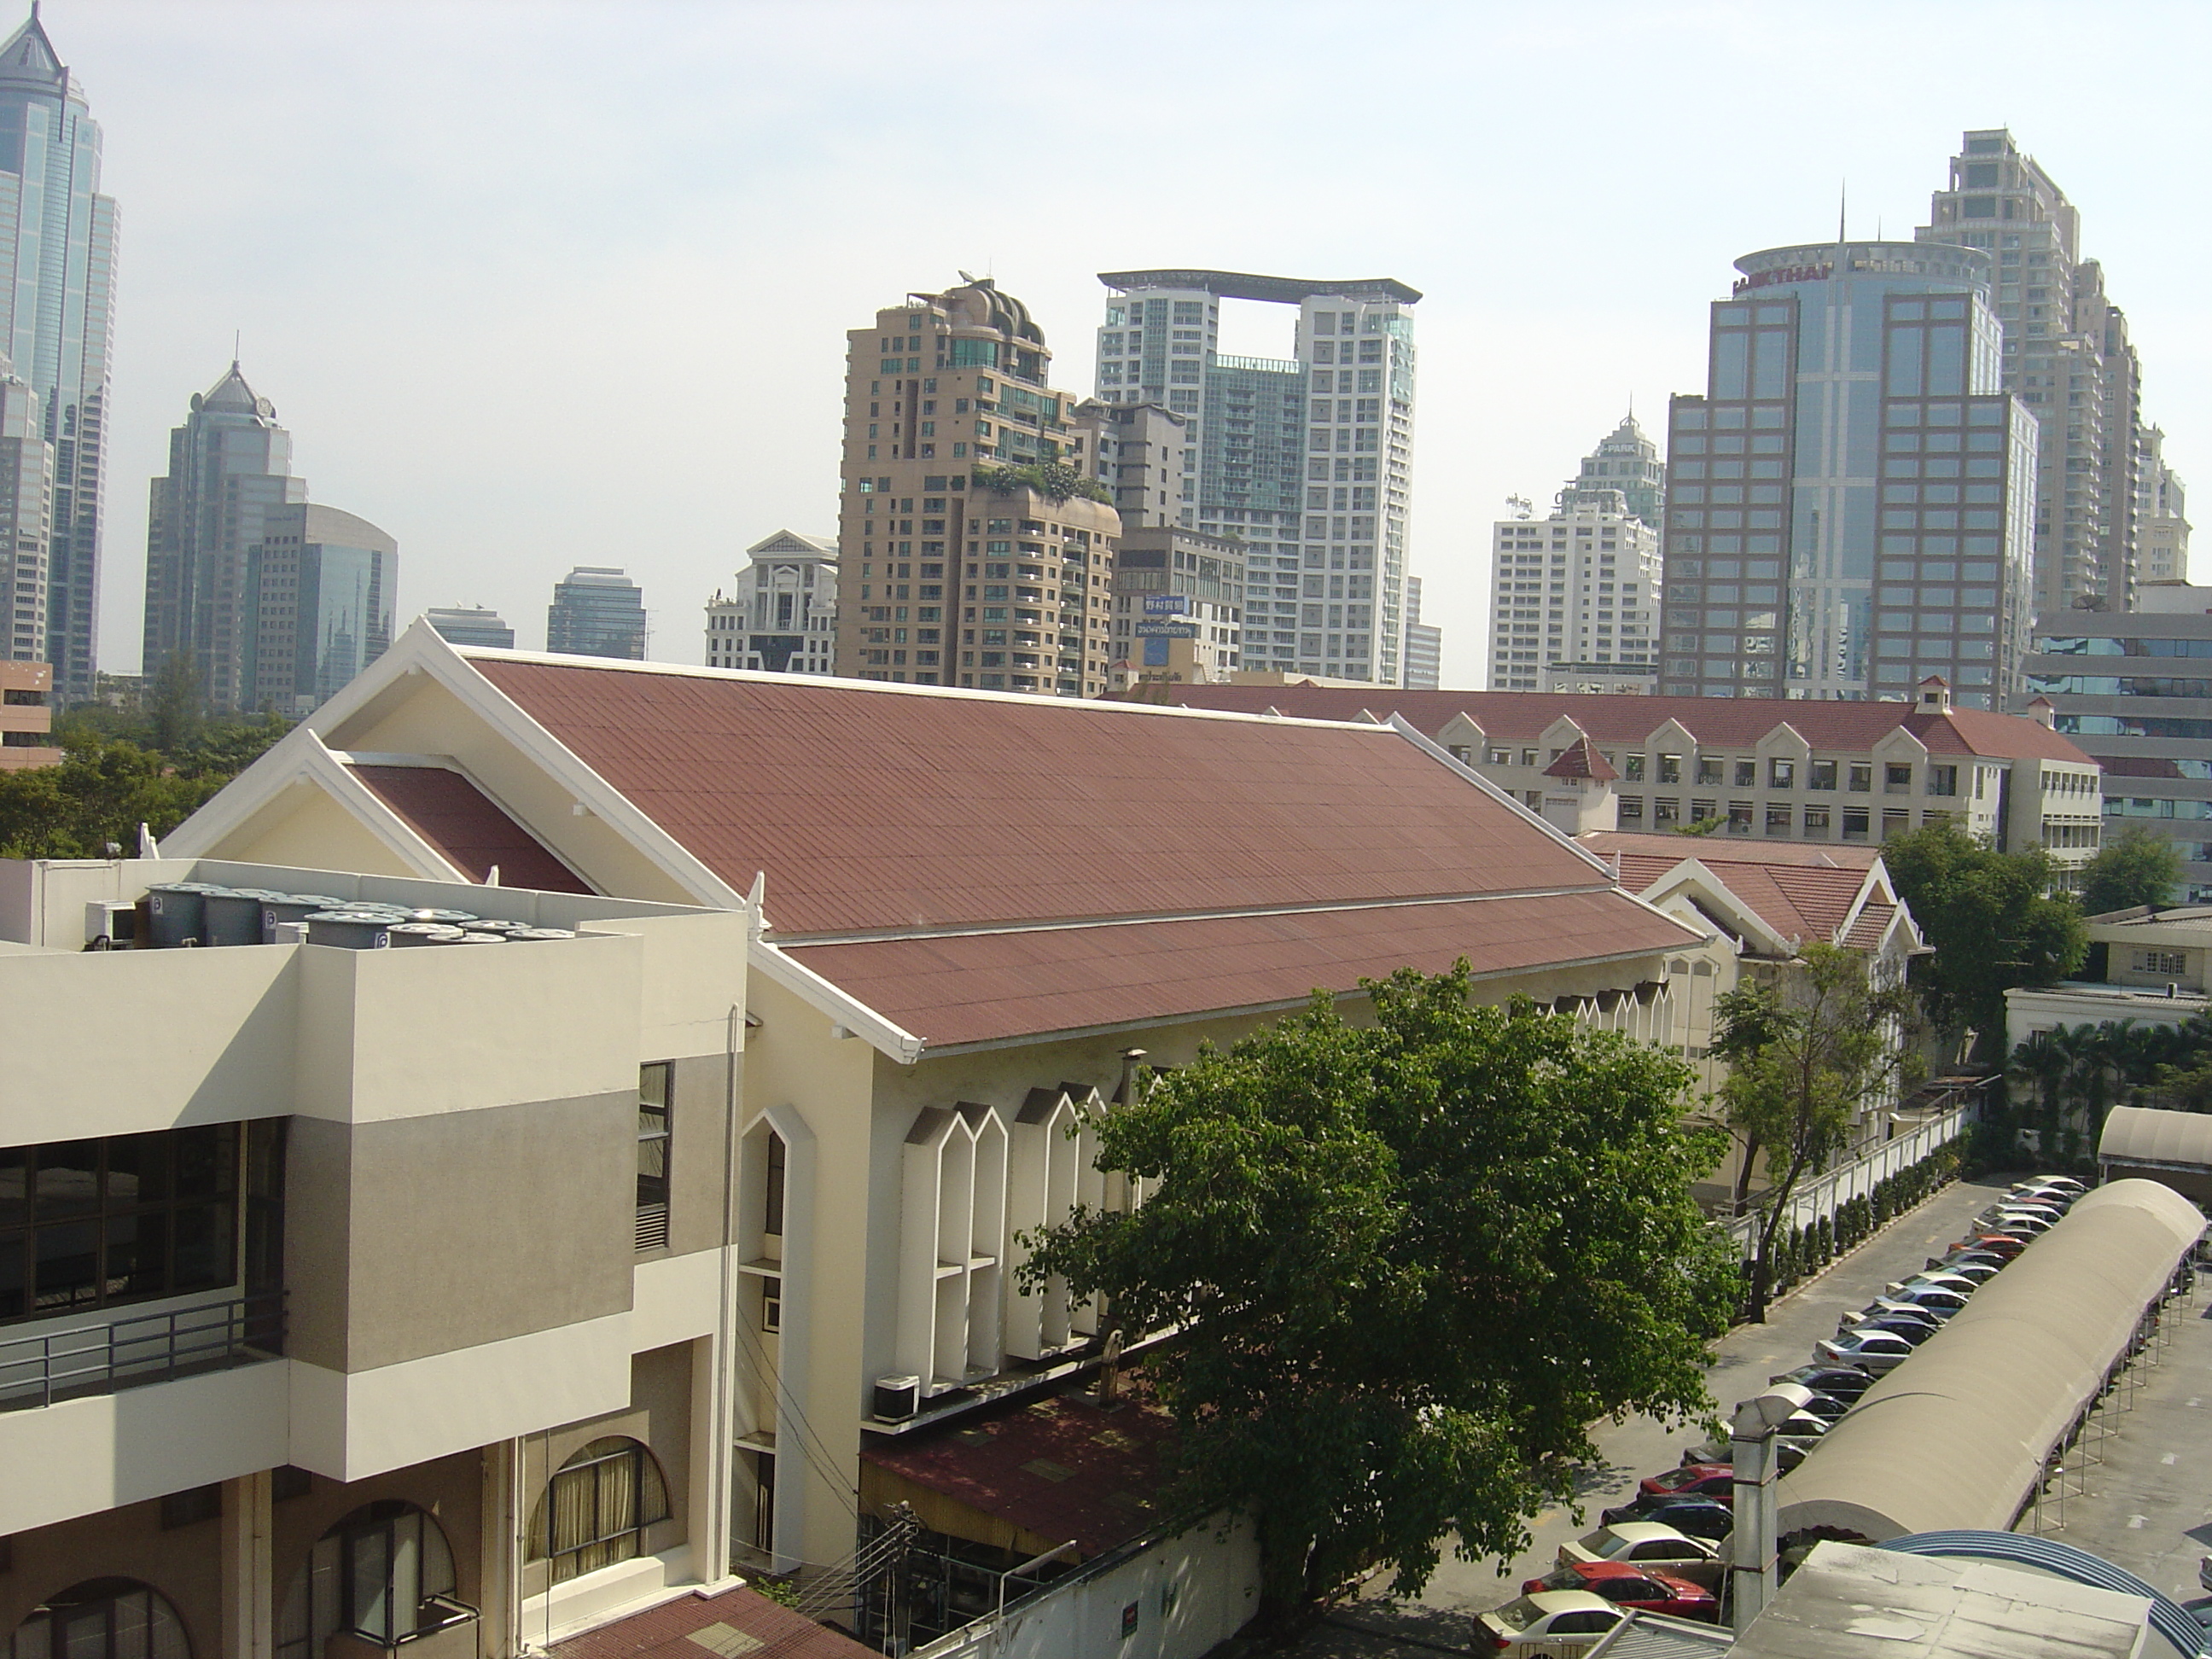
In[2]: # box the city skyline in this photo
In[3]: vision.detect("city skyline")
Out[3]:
[22,3,2212,688]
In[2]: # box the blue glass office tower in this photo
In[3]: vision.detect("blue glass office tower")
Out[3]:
[0,9,116,704]
[1659,241,2038,710]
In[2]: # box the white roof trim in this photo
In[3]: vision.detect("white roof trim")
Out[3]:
[749,939,926,1065]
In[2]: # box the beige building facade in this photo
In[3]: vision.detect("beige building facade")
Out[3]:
[0,658,57,767]
[0,853,756,1659]
[835,278,1117,695]
[153,620,1711,1601]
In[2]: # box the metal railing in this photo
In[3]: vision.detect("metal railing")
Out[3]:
[0,1290,284,1412]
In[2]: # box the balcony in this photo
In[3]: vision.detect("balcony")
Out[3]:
[0,1291,282,1412]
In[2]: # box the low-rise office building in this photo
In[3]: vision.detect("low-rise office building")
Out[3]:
[2023,587,2212,901]
[1108,523,1244,686]
[1128,678,2104,865]
[0,855,756,1659]
[161,620,1710,1592]
[0,658,58,767]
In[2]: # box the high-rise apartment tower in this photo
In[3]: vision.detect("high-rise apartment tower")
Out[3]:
[706,530,836,673]
[1658,241,2037,710]
[1918,131,2148,617]
[0,361,52,667]
[1403,575,1441,690]
[833,276,1117,694]
[1094,270,1419,685]
[1492,415,1665,690]
[0,10,116,704]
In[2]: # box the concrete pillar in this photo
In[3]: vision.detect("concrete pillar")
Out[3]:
[219,1470,273,1659]
[478,1440,523,1659]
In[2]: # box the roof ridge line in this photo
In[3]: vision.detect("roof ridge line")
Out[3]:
[770,883,1626,948]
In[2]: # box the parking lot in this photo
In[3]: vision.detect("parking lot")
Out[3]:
[1289,1173,2019,1656]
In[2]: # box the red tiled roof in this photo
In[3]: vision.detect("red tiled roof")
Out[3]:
[1116,685,2094,765]
[781,890,1696,1047]
[469,661,1608,939]
[859,1388,1178,1558]
[1844,900,1899,950]
[347,764,591,893]
[1585,831,1877,950]
[550,1583,874,1659]
[1544,736,1618,782]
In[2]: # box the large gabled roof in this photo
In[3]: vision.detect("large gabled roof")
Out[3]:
[1117,686,2094,765]
[466,655,1617,940]
[1583,830,1919,958]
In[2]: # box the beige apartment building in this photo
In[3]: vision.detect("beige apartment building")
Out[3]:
[150,620,1712,1619]
[834,278,1118,696]
[0,658,58,767]
[0,853,794,1659]
[1140,678,2105,869]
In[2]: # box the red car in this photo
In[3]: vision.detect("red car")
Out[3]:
[1520,1560,1720,1621]
[1639,1463,1733,1505]
[1951,1232,2025,1259]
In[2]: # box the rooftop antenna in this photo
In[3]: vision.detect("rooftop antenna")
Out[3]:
[1837,181,1848,245]
[231,329,241,368]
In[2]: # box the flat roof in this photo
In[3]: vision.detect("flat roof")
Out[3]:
[1097,268,1422,305]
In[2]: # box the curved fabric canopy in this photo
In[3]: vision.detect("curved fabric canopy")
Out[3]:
[1777,1179,2203,1541]
[2100,1104,2212,1171]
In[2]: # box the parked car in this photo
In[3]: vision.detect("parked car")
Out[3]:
[2010,1183,2076,1208]
[1796,1390,1852,1423]
[1884,1283,1990,1309]
[1927,1254,2005,1282]
[1598,1494,1734,1540]
[1639,1464,1733,1504]
[1772,1363,1876,1402]
[1977,1206,2058,1234]
[1951,1232,2026,1260]
[1520,1562,1719,1622]
[2017,1173,2087,1196]
[1680,1435,1805,1472]
[1841,1301,1941,1336]
[1475,1591,1625,1654]
[1814,1329,1918,1373]
[1557,1522,1726,1589]
[1856,1316,1940,1349]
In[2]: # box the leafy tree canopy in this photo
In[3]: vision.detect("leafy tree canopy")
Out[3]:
[1022,964,1737,1620]
[2076,826,2184,917]
[1713,942,1922,1315]
[1880,820,2085,1053]
[0,707,289,859]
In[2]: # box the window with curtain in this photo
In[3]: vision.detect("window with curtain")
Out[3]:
[274,1503,461,1659]
[533,1437,672,1585]
[9,1580,190,1659]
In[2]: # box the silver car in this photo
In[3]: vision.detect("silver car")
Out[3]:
[1814,1329,1917,1374]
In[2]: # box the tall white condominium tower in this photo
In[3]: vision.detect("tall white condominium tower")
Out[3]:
[2139,424,2190,585]
[1488,414,1664,691]
[1918,131,2158,616]
[0,9,116,702]
[1094,270,1419,684]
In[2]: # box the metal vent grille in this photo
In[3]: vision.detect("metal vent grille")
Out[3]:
[634,1204,669,1253]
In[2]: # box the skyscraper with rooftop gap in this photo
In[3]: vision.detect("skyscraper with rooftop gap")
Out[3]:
[0,7,117,705]
[1095,270,1419,686]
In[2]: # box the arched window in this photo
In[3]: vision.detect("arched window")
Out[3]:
[533,1437,672,1584]
[276,1502,464,1659]
[9,1580,189,1659]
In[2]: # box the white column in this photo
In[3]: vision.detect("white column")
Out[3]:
[219,1470,273,1659]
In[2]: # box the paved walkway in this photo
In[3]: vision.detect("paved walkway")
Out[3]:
[1285,1173,2016,1656]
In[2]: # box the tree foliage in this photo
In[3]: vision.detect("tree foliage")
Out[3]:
[972,461,1113,504]
[1880,820,2086,1054]
[1712,942,1923,1318]
[1021,964,1737,1621]
[0,707,289,859]
[2075,826,2184,917]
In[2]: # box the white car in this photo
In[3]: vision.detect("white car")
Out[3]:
[1814,1329,1917,1374]
[2017,1173,2087,1196]
[1557,1521,1726,1588]
[1474,1590,1625,1655]
[1889,1271,1983,1299]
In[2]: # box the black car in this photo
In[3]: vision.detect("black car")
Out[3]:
[1796,1390,1851,1423]
[1771,1364,1875,1402]
[1598,1495,1734,1540]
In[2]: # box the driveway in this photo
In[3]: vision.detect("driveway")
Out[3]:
[1289,1173,2017,1656]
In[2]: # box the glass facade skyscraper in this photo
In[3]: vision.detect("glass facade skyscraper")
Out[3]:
[143,363,306,712]
[1659,241,2038,710]
[547,566,647,660]
[242,503,396,716]
[0,9,117,704]
[1094,270,1419,685]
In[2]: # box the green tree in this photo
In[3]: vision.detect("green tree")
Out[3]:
[1881,820,2087,1057]
[2076,826,2184,916]
[0,714,289,859]
[1713,942,1924,1319]
[1022,965,1737,1623]
[143,649,206,755]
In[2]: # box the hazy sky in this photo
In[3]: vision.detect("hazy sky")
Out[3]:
[56,0,2212,684]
